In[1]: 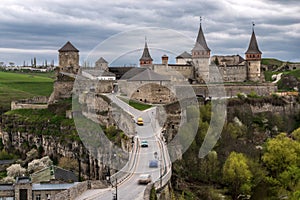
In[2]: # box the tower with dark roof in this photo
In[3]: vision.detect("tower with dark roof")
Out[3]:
[139,39,153,67]
[192,19,211,82]
[95,57,109,71]
[245,24,262,81]
[58,41,79,74]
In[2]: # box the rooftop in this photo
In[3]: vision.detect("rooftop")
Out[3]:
[96,57,108,64]
[128,68,170,81]
[58,41,79,52]
[176,51,192,59]
[83,69,116,77]
[32,183,77,191]
[245,30,262,54]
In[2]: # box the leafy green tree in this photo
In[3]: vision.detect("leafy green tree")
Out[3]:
[262,133,300,198]
[262,133,300,176]
[198,151,220,183]
[214,57,219,65]
[223,152,253,200]
[150,185,157,200]
[292,127,300,142]
[58,157,78,172]
[223,122,246,139]
[200,104,211,123]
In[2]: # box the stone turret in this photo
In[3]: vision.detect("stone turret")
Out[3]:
[49,41,80,104]
[58,41,80,74]
[192,20,211,82]
[95,57,109,71]
[139,40,153,67]
[245,26,262,82]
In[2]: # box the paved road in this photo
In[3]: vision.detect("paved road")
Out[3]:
[76,95,165,200]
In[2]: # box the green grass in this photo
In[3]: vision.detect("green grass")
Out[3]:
[261,58,284,67]
[0,71,54,111]
[264,71,275,82]
[4,108,79,141]
[129,101,152,110]
[283,69,300,79]
[118,97,152,111]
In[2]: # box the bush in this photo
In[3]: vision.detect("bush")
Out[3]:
[247,91,260,98]
[0,149,15,160]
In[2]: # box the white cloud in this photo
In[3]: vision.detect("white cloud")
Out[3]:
[0,0,299,65]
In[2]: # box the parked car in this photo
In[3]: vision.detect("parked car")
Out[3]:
[138,174,152,184]
[141,140,148,147]
[137,117,143,126]
[149,160,158,168]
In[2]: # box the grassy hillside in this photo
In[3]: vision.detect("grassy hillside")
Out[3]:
[261,58,284,67]
[0,71,54,111]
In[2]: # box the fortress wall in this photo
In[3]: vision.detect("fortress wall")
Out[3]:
[11,96,49,110]
[192,83,277,97]
[217,66,247,82]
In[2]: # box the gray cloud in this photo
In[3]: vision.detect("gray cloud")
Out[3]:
[0,0,299,65]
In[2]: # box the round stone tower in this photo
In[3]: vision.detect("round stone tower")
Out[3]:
[245,25,262,82]
[191,21,211,83]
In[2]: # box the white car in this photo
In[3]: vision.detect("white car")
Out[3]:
[138,174,152,184]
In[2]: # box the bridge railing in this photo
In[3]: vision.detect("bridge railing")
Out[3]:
[154,136,172,191]
[143,136,172,199]
[110,137,139,186]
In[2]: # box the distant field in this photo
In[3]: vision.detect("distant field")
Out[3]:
[0,71,54,111]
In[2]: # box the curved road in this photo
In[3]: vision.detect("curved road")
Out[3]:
[76,94,168,200]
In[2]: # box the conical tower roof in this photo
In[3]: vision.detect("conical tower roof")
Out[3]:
[195,24,210,51]
[245,30,262,54]
[58,41,79,52]
[139,41,153,61]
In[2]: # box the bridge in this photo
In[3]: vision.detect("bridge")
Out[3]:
[75,94,172,200]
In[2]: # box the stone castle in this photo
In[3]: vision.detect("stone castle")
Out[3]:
[49,22,275,104]
[137,22,263,83]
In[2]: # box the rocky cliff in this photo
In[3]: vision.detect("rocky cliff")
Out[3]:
[0,94,134,181]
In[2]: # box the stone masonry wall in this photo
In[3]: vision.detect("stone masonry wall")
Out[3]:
[48,80,74,103]
[54,180,107,200]
[11,96,48,110]
[192,83,277,97]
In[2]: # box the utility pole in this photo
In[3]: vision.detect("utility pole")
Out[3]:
[115,178,118,200]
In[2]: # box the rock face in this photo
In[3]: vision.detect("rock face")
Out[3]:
[278,74,300,91]
[0,95,133,181]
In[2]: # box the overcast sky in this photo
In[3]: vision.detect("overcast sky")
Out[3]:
[0,0,299,66]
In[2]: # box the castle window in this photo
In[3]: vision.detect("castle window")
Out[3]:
[36,194,41,200]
